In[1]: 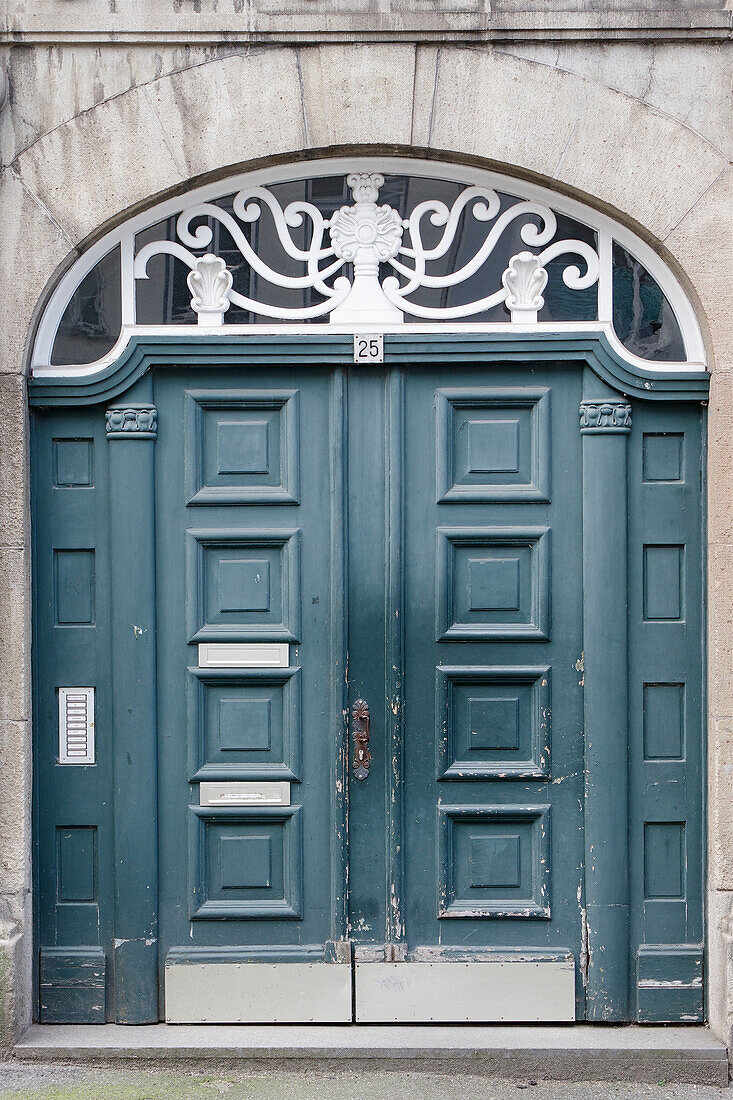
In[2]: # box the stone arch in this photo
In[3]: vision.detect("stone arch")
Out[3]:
[2,44,728,375]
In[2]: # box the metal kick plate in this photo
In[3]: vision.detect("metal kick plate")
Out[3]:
[166,962,352,1024]
[199,781,290,807]
[198,643,289,668]
[355,960,576,1023]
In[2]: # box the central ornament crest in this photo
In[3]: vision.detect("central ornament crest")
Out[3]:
[330,173,404,261]
[133,167,599,328]
[329,173,405,323]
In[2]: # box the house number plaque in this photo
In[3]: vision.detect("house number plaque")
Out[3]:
[353,334,383,363]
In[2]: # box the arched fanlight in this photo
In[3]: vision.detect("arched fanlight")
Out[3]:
[31,158,706,378]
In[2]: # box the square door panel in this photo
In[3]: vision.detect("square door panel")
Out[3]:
[437,528,550,640]
[439,805,550,919]
[187,529,300,642]
[437,667,551,779]
[188,668,301,781]
[437,388,550,502]
[186,390,299,505]
[189,806,302,919]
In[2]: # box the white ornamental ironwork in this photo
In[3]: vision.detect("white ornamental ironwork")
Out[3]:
[133,170,599,327]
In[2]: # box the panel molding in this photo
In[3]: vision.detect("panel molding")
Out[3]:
[188,804,303,920]
[185,388,299,506]
[186,527,301,643]
[438,803,551,919]
[436,386,550,503]
[187,666,301,782]
[436,526,550,641]
[39,947,106,1024]
[436,666,551,780]
[636,944,704,1023]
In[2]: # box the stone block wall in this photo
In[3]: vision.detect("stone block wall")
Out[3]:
[0,3,730,1048]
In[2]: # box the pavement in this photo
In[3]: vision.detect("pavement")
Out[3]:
[0,1065,730,1099]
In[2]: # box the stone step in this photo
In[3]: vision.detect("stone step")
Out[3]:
[14,1024,729,1086]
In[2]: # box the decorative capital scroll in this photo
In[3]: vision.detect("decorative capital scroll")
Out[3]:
[187,254,233,326]
[579,401,632,433]
[346,171,385,204]
[502,251,548,323]
[105,405,158,439]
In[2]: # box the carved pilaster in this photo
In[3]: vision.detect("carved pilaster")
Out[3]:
[106,390,159,1022]
[580,378,631,1020]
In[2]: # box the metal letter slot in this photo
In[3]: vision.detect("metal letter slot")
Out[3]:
[199,781,290,807]
[58,687,95,765]
[198,643,289,669]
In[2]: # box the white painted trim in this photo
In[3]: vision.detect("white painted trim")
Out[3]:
[30,156,707,376]
[32,320,703,378]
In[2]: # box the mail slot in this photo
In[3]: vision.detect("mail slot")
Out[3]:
[198,781,290,807]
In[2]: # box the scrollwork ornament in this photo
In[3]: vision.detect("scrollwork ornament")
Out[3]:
[105,406,158,439]
[133,166,601,327]
[579,401,632,433]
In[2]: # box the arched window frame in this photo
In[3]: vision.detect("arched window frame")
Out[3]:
[31,157,707,379]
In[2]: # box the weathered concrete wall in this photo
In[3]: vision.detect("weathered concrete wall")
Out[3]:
[0,27,730,1049]
[1,0,730,43]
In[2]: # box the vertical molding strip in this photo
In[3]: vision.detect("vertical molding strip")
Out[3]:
[329,367,349,949]
[580,374,632,1020]
[106,392,159,1023]
[385,369,406,950]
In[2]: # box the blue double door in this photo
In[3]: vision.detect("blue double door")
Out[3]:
[33,351,705,1024]
[154,360,584,1022]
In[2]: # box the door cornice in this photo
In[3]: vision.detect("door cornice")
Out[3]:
[28,330,710,408]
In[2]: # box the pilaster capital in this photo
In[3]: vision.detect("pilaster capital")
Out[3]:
[579,401,632,434]
[105,405,158,440]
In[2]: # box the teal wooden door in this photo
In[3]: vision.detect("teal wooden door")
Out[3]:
[347,364,582,1021]
[31,343,706,1025]
[153,365,350,1021]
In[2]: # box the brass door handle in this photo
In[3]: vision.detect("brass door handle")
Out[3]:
[352,699,371,781]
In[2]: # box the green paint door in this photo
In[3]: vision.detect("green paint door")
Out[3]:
[347,363,582,1021]
[32,343,706,1025]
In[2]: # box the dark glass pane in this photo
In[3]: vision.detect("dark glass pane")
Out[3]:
[541,214,597,323]
[51,246,122,365]
[613,243,685,361]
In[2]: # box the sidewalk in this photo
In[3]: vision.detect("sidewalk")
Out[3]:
[0,1065,730,1099]
[0,1065,730,1100]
